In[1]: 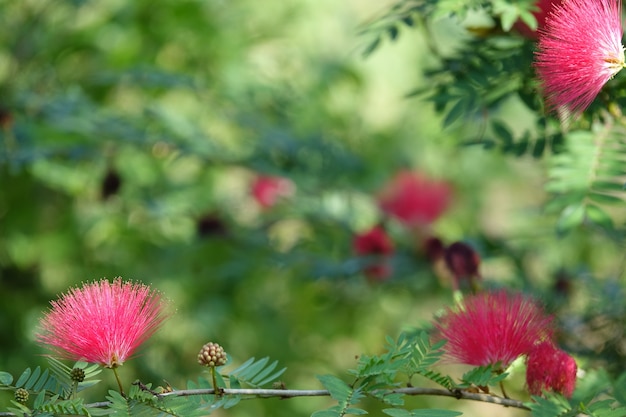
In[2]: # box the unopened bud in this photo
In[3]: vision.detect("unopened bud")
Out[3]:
[198,342,227,367]
[14,388,29,403]
[71,367,85,382]
[444,241,481,292]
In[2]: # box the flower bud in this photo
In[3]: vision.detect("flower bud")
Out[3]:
[198,342,227,367]
[14,388,29,403]
[71,367,86,382]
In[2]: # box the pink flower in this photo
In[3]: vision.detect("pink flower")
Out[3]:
[434,290,553,369]
[513,0,563,39]
[377,171,452,228]
[251,175,295,209]
[37,278,170,368]
[526,341,577,398]
[353,225,394,281]
[535,0,625,114]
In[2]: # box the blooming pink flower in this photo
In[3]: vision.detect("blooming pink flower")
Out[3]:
[37,278,170,368]
[526,341,577,398]
[513,0,563,39]
[377,171,452,228]
[535,0,625,114]
[434,290,553,369]
[251,175,295,209]
[353,225,394,281]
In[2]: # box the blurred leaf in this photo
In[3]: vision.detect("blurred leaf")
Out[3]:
[0,371,13,386]
[317,374,352,403]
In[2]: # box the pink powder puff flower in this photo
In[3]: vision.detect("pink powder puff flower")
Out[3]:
[377,171,452,228]
[37,278,170,368]
[353,225,394,281]
[434,290,553,369]
[251,175,295,209]
[526,341,577,398]
[513,0,563,39]
[535,0,625,114]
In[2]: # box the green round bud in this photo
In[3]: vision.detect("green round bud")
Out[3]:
[71,367,86,383]
[14,388,29,403]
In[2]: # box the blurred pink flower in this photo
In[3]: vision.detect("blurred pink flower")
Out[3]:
[251,175,295,209]
[535,0,625,114]
[526,341,577,398]
[377,171,452,227]
[37,278,169,368]
[434,290,553,369]
[513,0,563,39]
[353,225,394,281]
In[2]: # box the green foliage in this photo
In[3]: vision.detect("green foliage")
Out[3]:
[0,361,103,416]
[457,365,507,389]
[106,384,209,417]
[527,394,626,417]
[546,120,626,234]
[383,409,463,417]
[313,375,366,417]
[226,357,286,389]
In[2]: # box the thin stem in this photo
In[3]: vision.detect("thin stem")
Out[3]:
[499,380,509,399]
[157,387,531,410]
[111,367,125,397]
[210,366,221,397]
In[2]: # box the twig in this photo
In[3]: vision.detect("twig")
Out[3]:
[157,386,531,409]
[0,386,532,416]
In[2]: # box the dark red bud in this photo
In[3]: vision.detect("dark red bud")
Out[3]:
[101,169,122,200]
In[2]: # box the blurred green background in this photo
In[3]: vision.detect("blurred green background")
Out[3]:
[1,0,625,416]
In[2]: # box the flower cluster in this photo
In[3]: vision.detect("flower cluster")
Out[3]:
[526,341,577,398]
[434,290,553,369]
[535,0,625,114]
[433,290,577,397]
[36,278,170,368]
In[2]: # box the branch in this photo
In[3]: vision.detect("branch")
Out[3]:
[0,386,532,416]
[158,386,531,410]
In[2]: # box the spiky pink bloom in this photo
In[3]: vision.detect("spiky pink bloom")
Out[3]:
[37,278,170,368]
[535,0,625,114]
[434,290,553,369]
[353,225,394,281]
[526,341,577,398]
[251,175,295,209]
[377,171,452,228]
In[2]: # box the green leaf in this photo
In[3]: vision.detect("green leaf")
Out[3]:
[381,393,405,406]
[584,204,613,229]
[410,410,463,417]
[312,409,343,417]
[383,409,412,417]
[32,368,49,392]
[33,390,46,409]
[363,37,381,57]
[227,357,286,388]
[556,203,586,234]
[317,374,352,402]
[344,407,368,415]
[15,368,32,388]
[0,371,13,385]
